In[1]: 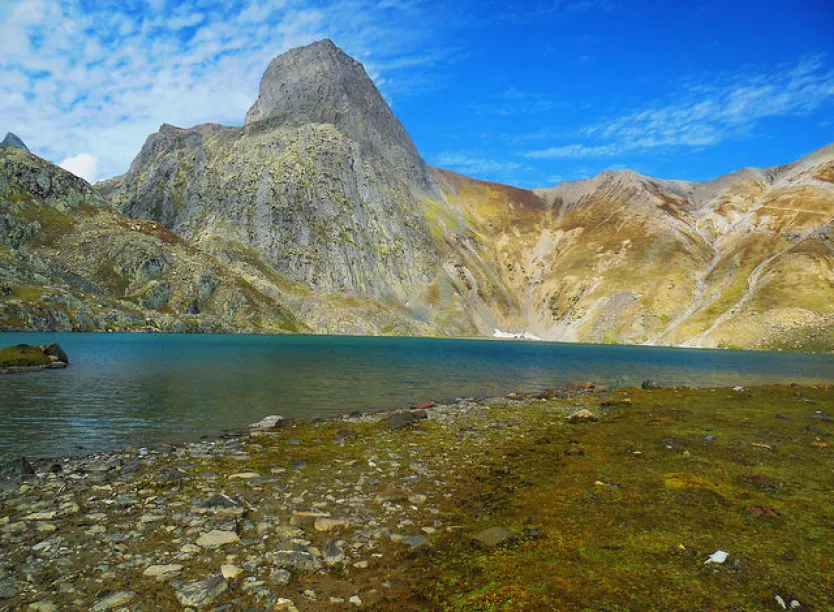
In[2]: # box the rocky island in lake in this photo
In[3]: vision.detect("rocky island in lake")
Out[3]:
[0,343,68,373]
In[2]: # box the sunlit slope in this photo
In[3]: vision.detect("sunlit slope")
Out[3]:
[433,144,834,350]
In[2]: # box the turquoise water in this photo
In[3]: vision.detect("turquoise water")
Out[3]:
[1,332,832,457]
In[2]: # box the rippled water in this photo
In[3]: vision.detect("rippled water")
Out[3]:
[1,332,832,457]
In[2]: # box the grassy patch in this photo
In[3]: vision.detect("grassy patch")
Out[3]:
[0,344,51,367]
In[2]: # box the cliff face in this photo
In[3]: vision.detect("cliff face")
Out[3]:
[34,39,834,350]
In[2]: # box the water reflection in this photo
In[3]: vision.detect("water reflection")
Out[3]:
[1,333,832,456]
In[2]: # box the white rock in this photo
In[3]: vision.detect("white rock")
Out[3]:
[350,595,363,606]
[221,564,243,580]
[249,415,284,430]
[704,550,729,565]
[196,530,240,549]
[142,564,183,580]
[228,472,260,480]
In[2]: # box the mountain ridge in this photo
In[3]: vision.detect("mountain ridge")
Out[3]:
[4,40,833,350]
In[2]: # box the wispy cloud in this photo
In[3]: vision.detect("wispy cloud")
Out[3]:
[467,87,565,117]
[524,56,834,160]
[493,0,617,24]
[0,0,456,181]
[434,151,531,183]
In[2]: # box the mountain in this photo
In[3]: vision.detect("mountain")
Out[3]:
[5,40,833,350]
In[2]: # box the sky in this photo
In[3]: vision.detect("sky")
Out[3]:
[1,0,833,188]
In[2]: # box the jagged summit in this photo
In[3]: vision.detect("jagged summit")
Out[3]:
[1,132,29,151]
[244,39,430,188]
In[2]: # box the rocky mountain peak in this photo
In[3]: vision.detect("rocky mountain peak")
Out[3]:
[1,132,29,151]
[244,39,432,189]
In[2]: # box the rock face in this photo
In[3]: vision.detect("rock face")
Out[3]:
[101,40,504,336]
[0,146,306,333]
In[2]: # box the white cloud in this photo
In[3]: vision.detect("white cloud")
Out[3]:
[0,0,456,181]
[59,153,98,183]
[434,151,531,184]
[525,56,834,160]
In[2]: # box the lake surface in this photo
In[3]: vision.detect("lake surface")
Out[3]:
[1,332,832,457]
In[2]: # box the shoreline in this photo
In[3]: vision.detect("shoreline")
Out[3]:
[1,382,832,610]
[2,380,831,465]
[2,329,833,355]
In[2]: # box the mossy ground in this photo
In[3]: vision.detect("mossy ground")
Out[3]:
[404,386,834,611]
[0,344,51,367]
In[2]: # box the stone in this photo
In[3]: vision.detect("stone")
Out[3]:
[402,535,428,549]
[388,411,420,431]
[92,590,135,611]
[249,415,284,430]
[567,409,599,423]
[642,379,662,390]
[270,568,292,585]
[350,595,363,606]
[412,401,435,410]
[23,512,56,521]
[324,540,345,566]
[221,564,243,580]
[175,575,228,608]
[41,343,69,364]
[314,517,352,532]
[704,550,729,565]
[28,602,58,612]
[274,598,299,611]
[274,550,321,575]
[142,564,183,580]
[408,494,427,505]
[198,493,246,517]
[290,511,330,528]
[0,576,18,600]
[0,453,35,479]
[228,472,260,480]
[472,527,514,548]
[196,529,240,549]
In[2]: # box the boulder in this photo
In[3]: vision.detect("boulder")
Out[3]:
[642,379,661,390]
[0,453,34,480]
[388,411,419,431]
[274,550,321,575]
[249,415,284,430]
[567,409,599,423]
[41,343,69,364]
[175,576,228,608]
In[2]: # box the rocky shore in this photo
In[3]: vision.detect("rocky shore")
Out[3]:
[1,382,833,610]
[0,344,69,374]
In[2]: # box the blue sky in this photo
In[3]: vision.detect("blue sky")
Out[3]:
[1,0,833,187]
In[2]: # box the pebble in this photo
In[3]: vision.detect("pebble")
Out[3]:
[142,564,183,580]
[91,590,135,611]
[196,530,240,549]
[221,564,243,579]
